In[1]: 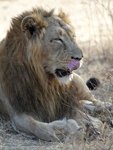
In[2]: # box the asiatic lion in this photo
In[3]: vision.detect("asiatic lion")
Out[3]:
[0,8,111,141]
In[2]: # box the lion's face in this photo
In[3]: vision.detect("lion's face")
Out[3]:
[21,11,83,84]
[42,18,83,83]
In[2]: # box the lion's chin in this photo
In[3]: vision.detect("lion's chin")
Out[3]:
[56,74,73,84]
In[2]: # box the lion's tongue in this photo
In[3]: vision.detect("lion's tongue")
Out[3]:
[67,59,80,72]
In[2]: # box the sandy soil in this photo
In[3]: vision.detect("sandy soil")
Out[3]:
[0,0,113,149]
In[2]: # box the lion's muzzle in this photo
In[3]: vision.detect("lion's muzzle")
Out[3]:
[55,58,82,78]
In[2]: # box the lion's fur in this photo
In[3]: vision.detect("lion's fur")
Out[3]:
[0,7,104,141]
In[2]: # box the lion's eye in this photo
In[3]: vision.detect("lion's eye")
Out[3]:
[50,38,63,43]
[57,38,63,43]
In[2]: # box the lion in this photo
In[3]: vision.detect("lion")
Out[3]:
[0,7,112,141]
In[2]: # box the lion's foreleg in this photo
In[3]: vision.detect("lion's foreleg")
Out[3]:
[74,110,104,136]
[11,114,60,141]
[12,114,83,141]
[73,73,98,103]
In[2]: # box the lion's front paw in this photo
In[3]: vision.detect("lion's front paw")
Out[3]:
[48,119,84,141]
[81,100,113,115]
[66,119,85,141]
[80,100,96,114]
[94,100,113,110]
[85,118,103,140]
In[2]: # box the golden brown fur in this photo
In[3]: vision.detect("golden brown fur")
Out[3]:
[0,7,110,141]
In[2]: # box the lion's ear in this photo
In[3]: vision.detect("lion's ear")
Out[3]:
[21,16,38,39]
[21,16,48,39]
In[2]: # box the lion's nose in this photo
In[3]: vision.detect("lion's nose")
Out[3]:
[71,55,83,61]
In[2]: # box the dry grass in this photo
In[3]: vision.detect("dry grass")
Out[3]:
[0,0,113,149]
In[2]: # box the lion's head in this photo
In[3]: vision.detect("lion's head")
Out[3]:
[20,8,83,84]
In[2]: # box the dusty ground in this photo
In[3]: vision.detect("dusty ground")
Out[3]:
[0,0,113,149]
